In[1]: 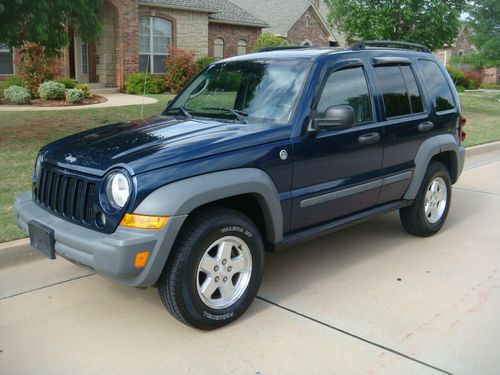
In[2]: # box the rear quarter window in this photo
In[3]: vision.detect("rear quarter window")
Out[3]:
[418,60,455,112]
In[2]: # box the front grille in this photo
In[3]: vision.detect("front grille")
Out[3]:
[35,167,97,226]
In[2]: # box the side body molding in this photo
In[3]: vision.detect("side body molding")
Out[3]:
[404,134,465,200]
[135,168,284,243]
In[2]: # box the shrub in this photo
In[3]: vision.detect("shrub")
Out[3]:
[464,70,484,89]
[76,83,91,98]
[456,85,465,92]
[164,47,199,93]
[65,88,84,104]
[446,66,467,86]
[38,81,66,100]
[254,33,288,51]
[4,85,31,104]
[196,56,216,70]
[56,77,77,89]
[125,72,166,95]
[4,76,25,89]
[465,80,477,90]
[14,43,57,97]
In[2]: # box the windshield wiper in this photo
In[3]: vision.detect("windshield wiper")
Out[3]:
[165,105,193,119]
[201,106,247,123]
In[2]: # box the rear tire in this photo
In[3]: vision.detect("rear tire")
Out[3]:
[400,161,452,237]
[158,207,264,330]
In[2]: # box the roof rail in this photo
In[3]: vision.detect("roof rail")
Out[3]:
[350,40,431,53]
[256,45,314,52]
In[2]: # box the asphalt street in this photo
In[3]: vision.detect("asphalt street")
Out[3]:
[1,149,499,375]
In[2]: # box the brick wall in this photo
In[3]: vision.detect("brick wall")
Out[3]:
[208,23,261,58]
[287,6,330,46]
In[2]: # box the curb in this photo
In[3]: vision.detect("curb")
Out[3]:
[1,140,500,270]
[0,238,43,270]
[465,141,500,157]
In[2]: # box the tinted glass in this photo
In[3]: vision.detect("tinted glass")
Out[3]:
[418,60,455,112]
[168,59,310,124]
[401,65,424,113]
[375,66,411,118]
[317,67,372,124]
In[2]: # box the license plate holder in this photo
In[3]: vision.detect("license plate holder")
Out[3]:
[28,220,55,259]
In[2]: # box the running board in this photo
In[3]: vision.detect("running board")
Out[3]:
[275,200,411,250]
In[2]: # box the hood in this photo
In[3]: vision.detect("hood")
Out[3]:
[41,116,290,176]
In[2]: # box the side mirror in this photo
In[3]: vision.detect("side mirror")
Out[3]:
[311,105,355,132]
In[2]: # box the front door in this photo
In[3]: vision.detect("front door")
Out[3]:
[290,60,384,231]
[74,36,89,83]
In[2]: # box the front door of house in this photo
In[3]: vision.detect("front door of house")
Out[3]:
[74,35,89,83]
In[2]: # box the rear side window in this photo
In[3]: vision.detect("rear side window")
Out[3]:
[375,65,424,118]
[418,60,455,112]
[317,66,372,124]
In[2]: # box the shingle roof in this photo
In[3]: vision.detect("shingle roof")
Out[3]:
[140,0,268,27]
[205,0,268,27]
[229,0,328,36]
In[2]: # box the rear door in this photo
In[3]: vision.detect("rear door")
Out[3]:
[369,57,431,204]
[290,58,384,230]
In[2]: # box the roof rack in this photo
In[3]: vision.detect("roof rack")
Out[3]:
[350,40,431,53]
[256,45,314,52]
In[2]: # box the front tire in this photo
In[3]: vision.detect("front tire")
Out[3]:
[400,161,452,237]
[158,207,265,329]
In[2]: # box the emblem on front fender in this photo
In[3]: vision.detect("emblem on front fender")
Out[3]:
[279,150,288,160]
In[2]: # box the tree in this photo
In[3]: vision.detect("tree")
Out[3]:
[254,33,288,51]
[457,0,500,68]
[0,0,103,57]
[324,0,467,50]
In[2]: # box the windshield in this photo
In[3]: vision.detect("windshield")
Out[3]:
[165,59,310,124]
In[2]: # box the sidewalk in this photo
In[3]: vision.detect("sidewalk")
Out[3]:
[0,93,158,112]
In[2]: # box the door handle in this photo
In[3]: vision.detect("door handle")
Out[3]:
[418,121,434,132]
[358,132,381,145]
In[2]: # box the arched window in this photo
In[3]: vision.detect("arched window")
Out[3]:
[302,40,312,46]
[214,38,224,58]
[237,39,247,55]
[457,50,464,57]
[139,17,172,73]
[305,15,311,27]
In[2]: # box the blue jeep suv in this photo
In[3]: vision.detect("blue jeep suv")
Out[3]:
[15,41,466,329]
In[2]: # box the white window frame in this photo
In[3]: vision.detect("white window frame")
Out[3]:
[139,17,172,74]
[237,39,247,55]
[0,44,15,76]
[214,38,224,59]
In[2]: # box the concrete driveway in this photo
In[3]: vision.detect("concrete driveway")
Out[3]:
[1,149,499,375]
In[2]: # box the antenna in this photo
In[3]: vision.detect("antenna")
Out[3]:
[140,55,150,120]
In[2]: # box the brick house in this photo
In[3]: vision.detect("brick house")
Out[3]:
[230,0,343,46]
[434,26,499,84]
[0,0,267,89]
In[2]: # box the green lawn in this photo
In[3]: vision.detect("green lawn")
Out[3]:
[0,91,498,243]
[459,92,500,147]
[0,94,174,243]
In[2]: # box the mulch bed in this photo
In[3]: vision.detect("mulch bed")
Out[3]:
[0,95,107,107]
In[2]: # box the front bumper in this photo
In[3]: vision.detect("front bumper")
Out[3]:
[14,192,186,287]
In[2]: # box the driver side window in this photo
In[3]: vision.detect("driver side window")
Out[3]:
[317,66,373,125]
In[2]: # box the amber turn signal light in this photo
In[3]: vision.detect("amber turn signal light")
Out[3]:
[120,213,169,229]
[134,251,150,268]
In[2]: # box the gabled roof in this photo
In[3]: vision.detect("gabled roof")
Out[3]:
[139,0,268,28]
[229,0,331,36]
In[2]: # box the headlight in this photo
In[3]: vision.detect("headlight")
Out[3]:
[33,154,42,181]
[106,171,131,209]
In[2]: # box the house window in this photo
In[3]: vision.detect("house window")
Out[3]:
[81,42,88,75]
[0,44,14,75]
[305,15,311,27]
[214,38,224,59]
[237,40,247,55]
[139,17,172,74]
